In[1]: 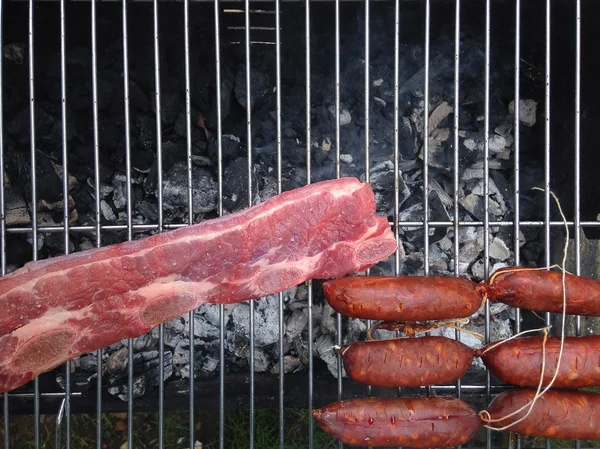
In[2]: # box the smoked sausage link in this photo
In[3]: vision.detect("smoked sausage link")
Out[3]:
[479,335,600,389]
[313,396,481,448]
[323,275,483,321]
[342,336,475,388]
[479,267,600,316]
[485,388,600,440]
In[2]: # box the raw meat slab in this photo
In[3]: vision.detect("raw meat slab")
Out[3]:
[0,177,396,392]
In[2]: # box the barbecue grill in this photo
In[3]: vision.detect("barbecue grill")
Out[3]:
[0,0,598,447]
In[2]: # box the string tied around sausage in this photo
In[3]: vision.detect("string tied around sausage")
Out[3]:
[365,318,484,342]
[478,188,569,432]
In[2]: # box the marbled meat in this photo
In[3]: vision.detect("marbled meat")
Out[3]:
[0,177,396,392]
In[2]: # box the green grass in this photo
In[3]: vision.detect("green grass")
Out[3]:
[204,408,336,449]
[1,408,336,449]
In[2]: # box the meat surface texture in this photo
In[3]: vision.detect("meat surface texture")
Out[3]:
[0,177,397,393]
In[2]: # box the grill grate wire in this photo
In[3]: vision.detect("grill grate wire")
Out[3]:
[0,0,589,448]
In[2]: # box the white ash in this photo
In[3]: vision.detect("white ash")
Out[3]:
[314,334,343,378]
[509,98,538,127]
[270,355,301,375]
[328,105,352,126]
[340,153,353,164]
[100,199,117,221]
[489,237,511,261]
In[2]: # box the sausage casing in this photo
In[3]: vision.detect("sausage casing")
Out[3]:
[478,267,600,316]
[484,388,600,440]
[313,396,481,448]
[479,335,600,389]
[323,275,483,321]
[342,336,475,388]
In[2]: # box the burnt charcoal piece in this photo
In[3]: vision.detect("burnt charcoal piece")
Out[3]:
[6,105,54,147]
[5,236,33,268]
[207,134,241,160]
[106,350,173,401]
[222,156,260,212]
[131,144,155,174]
[95,73,118,112]
[363,161,411,217]
[43,233,75,255]
[128,81,150,112]
[55,370,97,394]
[191,69,213,113]
[6,148,63,205]
[174,112,205,142]
[161,161,217,216]
[135,199,160,222]
[49,117,76,148]
[134,114,156,151]
[154,90,181,126]
[99,118,122,151]
[234,64,271,111]
[205,66,235,131]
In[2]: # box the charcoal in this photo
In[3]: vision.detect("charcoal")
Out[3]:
[207,134,241,159]
[43,233,75,255]
[161,161,217,216]
[234,64,271,111]
[361,160,410,216]
[131,145,155,174]
[270,356,300,375]
[155,91,182,126]
[95,75,118,112]
[56,370,98,393]
[134,114,157,151]
[191,69,213,113]
[6,105,54,146]
[205,66,234,130]
[314,334,342,378]
[174,112,204,142]
[489,237,511,262]
[99,118,122,150]
[222,157,260,212]
[285,309,309,341]
[129,81,150,112]
[509,98,537,127]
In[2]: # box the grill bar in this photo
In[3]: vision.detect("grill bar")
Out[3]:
[0,0,6,442]
[212,0,226,447]
[452,0,461,411]
[574,0,581,344]
[423,0,430,279]
[512,2,522,447]
[2,220,600,236]
[151,0,166,445]
[304,0,316,447]
[483,2,492,449]
[26,0,42,446]
[333,0,343,447]
[274,0,285,444]
[59,0,72,442]
[119,0,135,445]
[89,0,103,445]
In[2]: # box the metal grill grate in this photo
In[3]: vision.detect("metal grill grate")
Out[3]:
[0,0,594,448]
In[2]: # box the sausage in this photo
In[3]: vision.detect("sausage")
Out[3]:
[478,335,600,389]
[484,388,600,439]
[322,276,483,321]
[313,396,481,447]
[477,266,600,316]
[341,336,476,388]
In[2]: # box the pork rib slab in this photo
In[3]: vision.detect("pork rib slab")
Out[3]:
[0,177,396,392]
